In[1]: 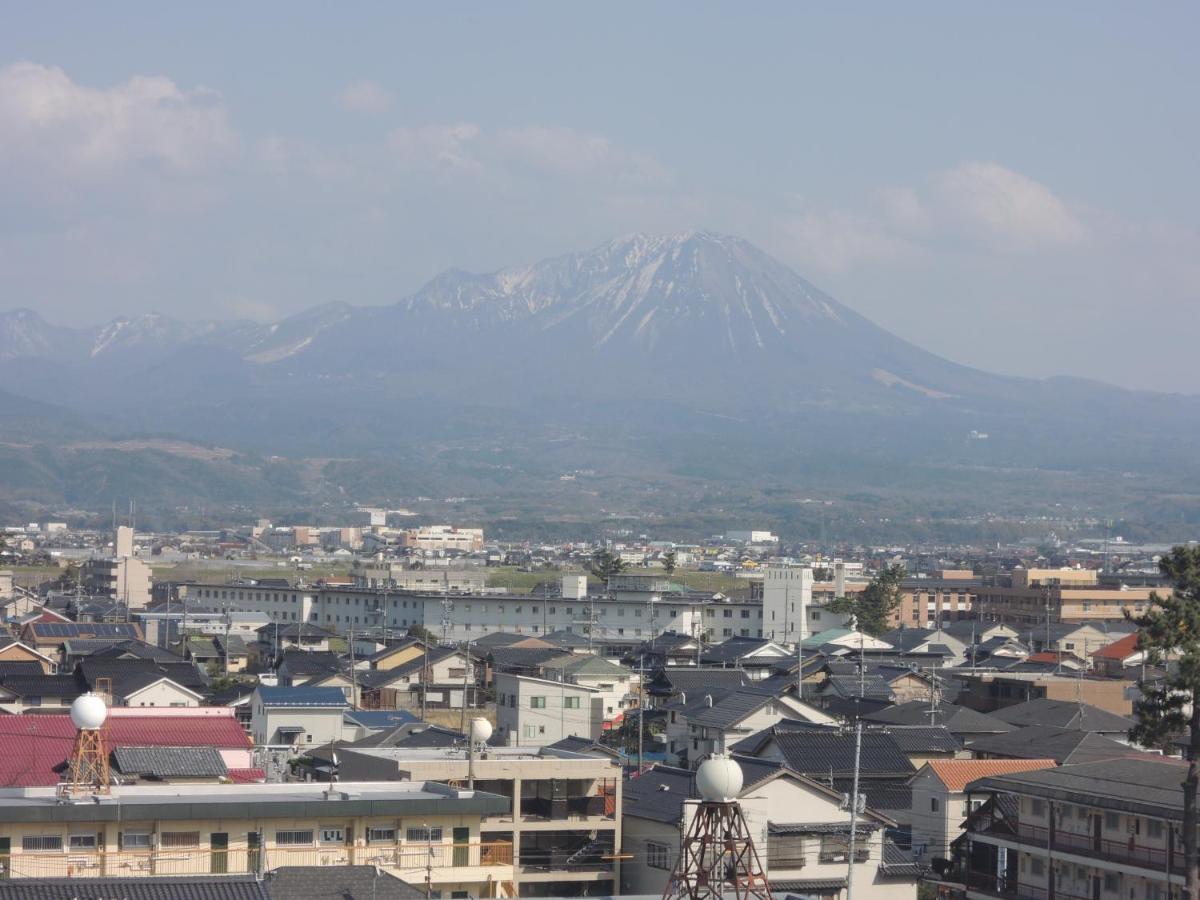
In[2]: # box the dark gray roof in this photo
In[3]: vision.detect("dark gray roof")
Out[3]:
[758,730,916,779]
[647,667,751,697]
[277,650,344,675]
[967,757,1191,821]
[348,723,461,749]
[768,821,876,835]
[836,779,913,813]
[821,674,894,702]
[873,725,961,755]
[112,746,228,779]
[776,878,847,893]
[255,685,348,707]
[0,674,81,699]
[700,637,782,666]
[0,875,267,899]
[685,690,773,730]
[967,725,1136,764]
[863,701,1013,736]
[986,698,1134,733]
[880,839,926,877]
[78,657,207,694]
[881,628,936,651]
[0,661,44,678]
[264,866,425,900]
[624,759,792,824]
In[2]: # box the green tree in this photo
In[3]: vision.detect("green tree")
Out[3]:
[662,550,677,575]
[828,564,904,637]
[590,549,626,583]
[1129,545,1200,900]
[407,623,436,642]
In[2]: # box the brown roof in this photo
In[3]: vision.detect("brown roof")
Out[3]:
[922,758,1057,792]
[1091,632,1139,660]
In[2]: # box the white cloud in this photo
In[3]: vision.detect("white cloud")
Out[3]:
[387,123,483,172]
[0,61,234,175]
[338,80,392,114]
[934,161,1085,248]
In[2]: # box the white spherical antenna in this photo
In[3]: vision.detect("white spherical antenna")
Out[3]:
[70,693,108,731]
[696,753,743,803]
[469,717,493,745]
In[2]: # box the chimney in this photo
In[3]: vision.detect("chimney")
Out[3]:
[834,561,846,597]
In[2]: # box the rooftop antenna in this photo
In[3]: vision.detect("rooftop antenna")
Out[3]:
[661,754,771,900]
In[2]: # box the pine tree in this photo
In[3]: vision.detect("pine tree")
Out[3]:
[828,564,904,637]
[1130,545,1200,900]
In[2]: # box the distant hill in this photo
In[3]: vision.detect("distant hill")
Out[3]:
[2,233,1198,538]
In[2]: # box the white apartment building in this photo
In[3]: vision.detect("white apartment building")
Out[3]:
[401,526,485,553]
[494,673,604,748]
[762,566,813,644]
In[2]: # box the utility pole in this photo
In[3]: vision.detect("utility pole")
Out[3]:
[459,639,472,733]
[845,713,864,900]
[348,625,358,710]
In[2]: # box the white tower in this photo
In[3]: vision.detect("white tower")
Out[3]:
[762,566,812,644]
[63,693,111,797]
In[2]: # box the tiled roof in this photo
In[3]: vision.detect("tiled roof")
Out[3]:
[0,876,267,899]
[112,746,228,779]
[774,878,848,892]
[647,668,750,696]
[863,700,1013,736]
[761,730,916,778]
[0,713,251,787]
[966,726,1135,764]
[226,768,267,783]
[923,758,1057,792]
[876,725,962,754]
[264,867,426,900]
[255,685,348,707]
[0,674,82,699]
[685,690,772,730]
[1092,631,1140,660]
[822,674,895,701]
[987,698,1134,733]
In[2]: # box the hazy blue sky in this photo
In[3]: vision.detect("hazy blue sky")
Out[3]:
[2,4,1197,391]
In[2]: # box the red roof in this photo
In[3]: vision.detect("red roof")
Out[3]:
[226,768,266,783]
[0,714,252,787]
[923,758,1057,792]
[1092,632,1140,660]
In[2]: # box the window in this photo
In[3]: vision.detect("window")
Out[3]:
[320,826,345,844]
[368,827,397,844]
[22,835,63,852]
[530,696,546,709]
[1104,874,1119,892]
[161,832,201,849]
[1148,820,1164,839]
[524,724,538,738]
[69,833,98,850]
[723,610,732,618]
[120,832,151,850]
[275,830,314,846]
[930,797,940,813]
[407,827,443,843]
[648,841,670,869]
[1105,812,1121,829]
[740,610,750,619]
[1030,799,1046,817]
[1030,858,1044,876]
[564,696,580,709]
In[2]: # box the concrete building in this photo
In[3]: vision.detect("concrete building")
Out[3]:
[762,566,813,644]
[251,685,349,748]
[401,526,485,553]
[954,671,1133,717]
[622,758,919,900]
[975,568,1157,626]
[338,745,621,897]
[0,779,511,895]
[494,673,603,748]
[959,758,1190,900]
[909,758,1055,863]
[82,528,152,610]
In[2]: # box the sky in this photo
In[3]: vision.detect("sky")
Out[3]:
[1,3,1197,392]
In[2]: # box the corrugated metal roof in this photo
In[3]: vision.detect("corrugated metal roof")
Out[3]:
[0,713,251,787]
[0,875,267,899]
[255,685,348,707]
[112,746,228,778]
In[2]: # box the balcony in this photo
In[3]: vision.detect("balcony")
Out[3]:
[965,871,1091,900]
[0,841,515,882]
[989,821,1182,874]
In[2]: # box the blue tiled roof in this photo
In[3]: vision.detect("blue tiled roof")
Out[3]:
[256,685,348,707]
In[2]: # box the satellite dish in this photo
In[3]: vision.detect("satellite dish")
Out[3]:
[470,717,493,745]
[696,753,743,803]
[70,693,108,731]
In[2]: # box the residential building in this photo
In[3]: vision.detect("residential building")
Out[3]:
[0,780,510,896]
[622,757,919,900]
[336,744,621,897]
[400,526,485,553]
[974,569,1157,626]
[494,673,602,747]
[958,758,1190,900]
[679,689,836,766]
[864,702,1015,745]
[909,758,1056,862]
[953,672,1132,717]
[251,685,350,747]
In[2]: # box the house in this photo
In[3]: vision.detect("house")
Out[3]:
[257,622,336,660]
[276,649,344,686]
[0,637,57,673]
[801,627,894,654]
[554,654,638,723]
[957,758,1190,900]
[863,701,1014,744]
[964,725,1139,765]
[908,758,1056,862]
[817,673,896,717]
[1090,631,1149,677]
[355,645,477,711]
[699,637,794,680]
[621,757,919,900]
[681,689,837,767]
[20,621,141,658]
[77,658,207,707]
[0,673,82,713]
[251,685,349,747]
[0,707,256,786]
[882,627,969,665]
[986,698,1134,737]
[941,620,1020,645]
[645,666,751,701]
[494,672,603,747]
[625,630,703,668]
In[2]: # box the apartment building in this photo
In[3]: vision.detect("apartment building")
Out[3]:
[401,526,485,553]
[336,745,621,897]
[494,673,603,747]
[953,672,1132,717]
[958,758,1188,900]
[974,568,1156,626]
[0,780,510,895]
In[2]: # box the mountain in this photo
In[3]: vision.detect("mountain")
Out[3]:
[2,232,1198,537]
